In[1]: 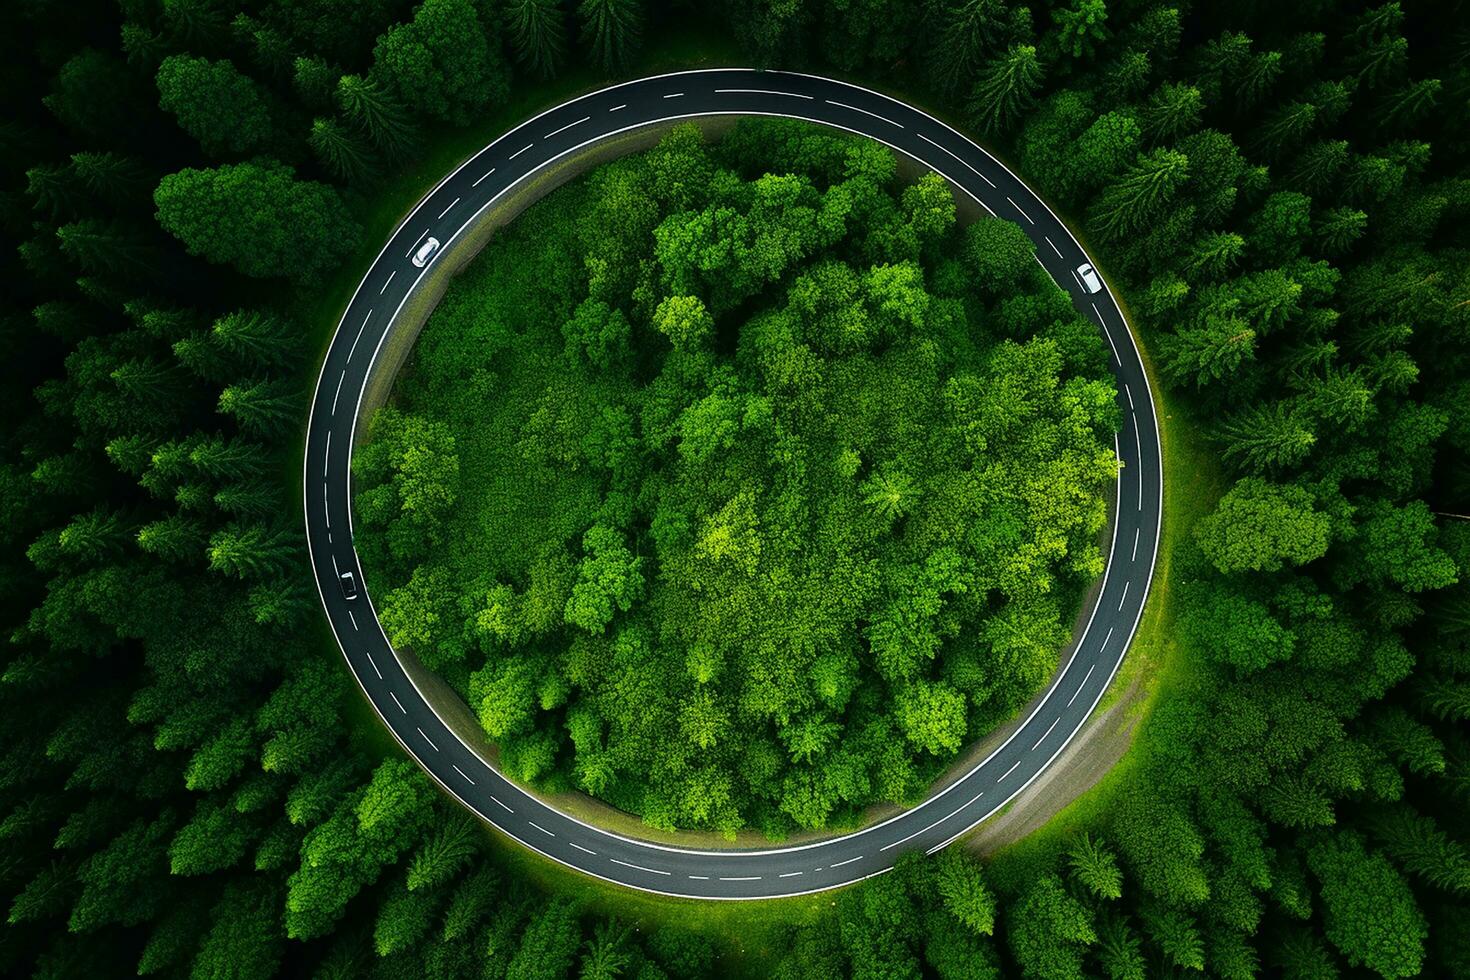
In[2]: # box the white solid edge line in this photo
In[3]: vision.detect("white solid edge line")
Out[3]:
[611,859,671,876]
[300,71,1165,897]
[349,104,1143,860]
[824,98,904,129]
[715,88,814,99]
[333,103,1144,863]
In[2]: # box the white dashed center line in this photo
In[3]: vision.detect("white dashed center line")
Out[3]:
[1007,196,1035,224]
[1045,235,1063,258]
[379,269,396,293]
[364,650,382,680]
[491,796,513,813]
[437,197,459,219]
[830,855,864,869]
[452,764,475,785]
[914,130,996,187]
[720,876,762,881]
[663,92,684,99]
[405,230,428,257]
[608,103,626,112]
[331,371,346,415]
[1118,581,1130,611]
[529,822,555,837]
[473,167,495,187]
[346,309,372,363]
[997,760,1022,782]
[417,727,438,751]
[509,143,533,159]
[1132,527,1141,561]
[779,871,804,877]
[389,691,405,714]
[347,609,358,631]
[569,842,596,855]
[1069,663,1097,706]
[1032,715,1061,751]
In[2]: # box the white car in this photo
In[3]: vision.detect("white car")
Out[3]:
[339,571,359,600]
[1076,262,1103,294]
[412,237,441,268]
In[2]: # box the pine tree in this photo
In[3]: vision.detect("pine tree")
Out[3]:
[406,815,479,891]
[1214,401,1317,473]
[309,117,380,185]
[1088,149,1190,241]
[207,523,299,579]
[1067,832,1124,900]
[211,309,302,371]
[55,220,154,275]
[577,0,644,72]
[1366,804,1470,893]
[189,437,271,481]
[217,378,300,438]
[507,0,568,79]
[136,514,206,563]
[927,0,1008,95]
[1139,81,1202,144]
[966,44,1044,137]
[336,74,419,161]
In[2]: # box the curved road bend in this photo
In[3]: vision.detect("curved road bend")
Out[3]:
[303,69,1164,900]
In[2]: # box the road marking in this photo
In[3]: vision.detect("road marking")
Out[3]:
[331,371,346,416]
[544,116,589,139]
[452,764,475,785]
[824,98,903,128]
[347,610,358,631]
[914,130,997,187]
[688,875,710,880]
[417,727,438,751]
[379,270,395,294]
[715,87,815,99]
[323,431,330,477]
[779,871,804,877]
[529,822,555,837]
[1045,235,1063,258]
[1100,325,1121,364]
[1032,716,1061,751]
[663,92,684,99]
[322,487,329,529]
[1132,527,1141,561]
[720,876,762,881]
[346,310,371,363]
[1124,384,1134,410]
[405,229,429,257]
[570,842,596,855]
[998,760,1022,782]
[491,796,513,813]
[437,197,460,219]
[1007,196,1035,224]
[1068,663,1097,706]
[1134,423,1144,510]
[509,143,533,159]
[1104,627,1115,647]
[830,855,864,869]
[1072,268,1086,290]
[608,103,626,112]
[611,858,670,876]
[389,691,405,713]
[473,167,495,187]
[1118,581,1130,611]
[327,532,331,544]
[365,650,382,680]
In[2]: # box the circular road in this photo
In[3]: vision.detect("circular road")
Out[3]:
[303,69,1164,900]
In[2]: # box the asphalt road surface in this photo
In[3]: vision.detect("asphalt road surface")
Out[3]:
[303,69,1164,900]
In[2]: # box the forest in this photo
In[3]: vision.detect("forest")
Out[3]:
[353,120,1120,836]
[0,0,1467,978]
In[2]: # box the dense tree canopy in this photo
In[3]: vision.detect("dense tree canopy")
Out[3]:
[355,122,1118,834]
[2,0,1467,976]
